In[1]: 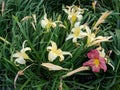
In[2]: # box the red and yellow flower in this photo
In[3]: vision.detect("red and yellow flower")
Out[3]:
[83,49,107,72]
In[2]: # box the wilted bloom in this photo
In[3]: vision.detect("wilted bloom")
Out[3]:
[14,64,34,88]
[41,13,56,30]
[21,14,37,31]
[1,1,5,16]
[63,5,84,24]
[41,63,68,71]
[83,49,107,72]
[12,40,32,65]
[84,25,112,46]
[47,41,72,62]
[93,11,112,30]
[66,22,87,43]
[62,66,89,78]
[92,1,97,12]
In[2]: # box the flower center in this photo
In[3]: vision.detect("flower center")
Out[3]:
[53,49,62,56]
[73,27,80,37]
[93,59,100,67]
[71,14,77,23]
[46,21,52,29]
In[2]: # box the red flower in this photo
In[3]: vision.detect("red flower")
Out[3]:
[83,49,107,72]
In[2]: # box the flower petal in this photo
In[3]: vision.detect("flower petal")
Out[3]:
[50,41,57,51]
[15,57,26,64]
[83,59,94,67]
[47,46,52,51]
[74,22,80,27]
[62,51,72,57]
[99,63,107,72]
[12,52,20,58]
[66,34,74,41]
[87,49,99,59]
[77,15,83,22]
[59,55,64,62]
[48,51,57,62]
[72,37,77,43]
[21,47,31,52]
[51,22,56,28]
[41,20,47,28]
[92,66,100,72]
[99,58,107,72]
[78,31,87,38]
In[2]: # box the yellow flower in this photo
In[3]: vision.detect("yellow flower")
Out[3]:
[84,25,112,46]
[66,22,87,43]
[41,13,56,30]
[47,41,72,62]
[63,5,84,24]
[12,40,31,65]
[41,63,68,71]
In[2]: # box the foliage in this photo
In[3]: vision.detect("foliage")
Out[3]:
[0,0,120,90]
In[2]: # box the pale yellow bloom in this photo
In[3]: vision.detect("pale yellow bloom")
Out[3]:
[84,25,112,46]
[66,22,87,43]
[41,13,56,30]
[63,5,84,24]
[87,34,112,47]
[41,63,68,71]
[47,41,72,62]
[12,40,31,65]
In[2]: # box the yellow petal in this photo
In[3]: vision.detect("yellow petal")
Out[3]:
[50,41,58,51]
[21,52,30,60]
[59,55,64,62]
[15,57,26,65]
[62,51,72,57]
[48,51,58,62]
[21,47,31,52]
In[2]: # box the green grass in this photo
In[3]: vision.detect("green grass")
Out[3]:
[0,0,120,90]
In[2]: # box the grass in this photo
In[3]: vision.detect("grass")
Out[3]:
[0,0,120,90]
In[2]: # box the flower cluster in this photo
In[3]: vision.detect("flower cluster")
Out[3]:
[83,49,107,72]
[12,5,114,88]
